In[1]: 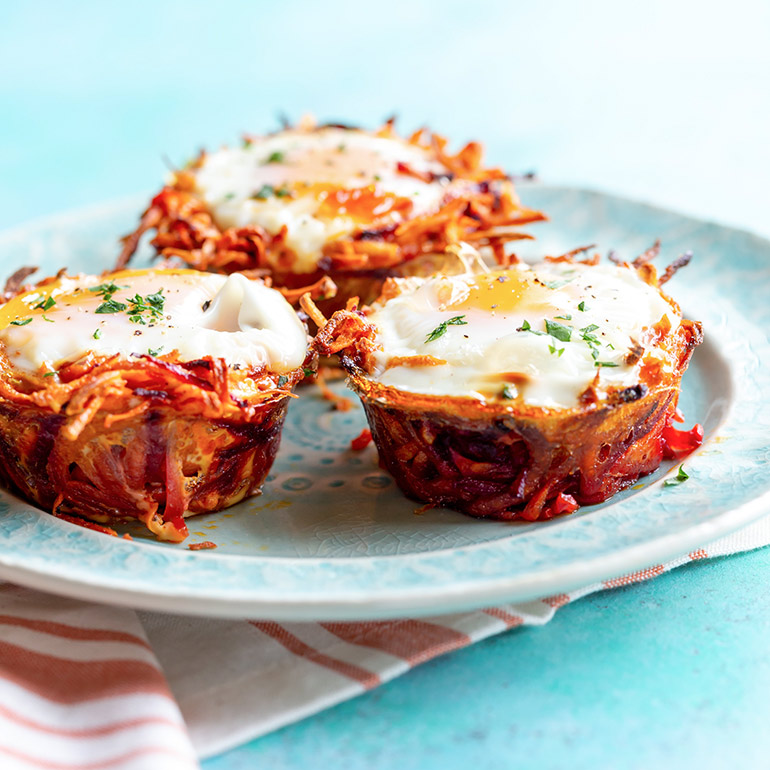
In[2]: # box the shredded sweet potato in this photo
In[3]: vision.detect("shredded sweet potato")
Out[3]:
[0,347,312,542]
[116,121,546,294]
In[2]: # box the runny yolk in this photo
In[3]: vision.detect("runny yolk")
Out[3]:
[0,268,201,330]
[310,184,414,222]
[445,271,554,314]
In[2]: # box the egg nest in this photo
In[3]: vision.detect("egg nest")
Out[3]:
[116,120,545,312]
[0,277,312,541]
[311,252,703,521]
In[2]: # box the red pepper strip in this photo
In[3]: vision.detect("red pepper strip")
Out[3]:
[662,422,704,460]
[543,493,580,519]
[350,429,373,451]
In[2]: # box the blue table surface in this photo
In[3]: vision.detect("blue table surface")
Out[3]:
[2,2,769,767]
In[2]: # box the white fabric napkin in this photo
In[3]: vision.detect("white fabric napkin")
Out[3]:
[2,516,770,770]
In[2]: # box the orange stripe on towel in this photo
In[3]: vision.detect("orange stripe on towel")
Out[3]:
[603,565,665,588]
[320,620,471,665]
[251,622,381,689]
[0,615,152,650]
[0,642,170,704]
[482,608,525,628]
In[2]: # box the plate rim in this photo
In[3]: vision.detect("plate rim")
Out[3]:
[0,184,768,620]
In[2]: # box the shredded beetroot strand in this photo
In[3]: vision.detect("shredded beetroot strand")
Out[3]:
[350,428,373,451]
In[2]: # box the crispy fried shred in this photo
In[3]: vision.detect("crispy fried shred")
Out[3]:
[116,121,546,282]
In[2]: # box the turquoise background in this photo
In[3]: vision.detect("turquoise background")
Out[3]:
[2,1,769,767]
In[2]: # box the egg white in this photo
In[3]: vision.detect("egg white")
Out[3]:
[0,270,308,375]
[194,127,454,273]
[366,261,680,409]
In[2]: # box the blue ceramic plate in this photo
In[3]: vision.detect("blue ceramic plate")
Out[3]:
[0,186,768,620]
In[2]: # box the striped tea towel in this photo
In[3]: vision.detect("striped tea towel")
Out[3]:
[2,515,770,769]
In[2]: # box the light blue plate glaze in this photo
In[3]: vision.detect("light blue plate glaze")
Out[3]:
[0,186,767,620]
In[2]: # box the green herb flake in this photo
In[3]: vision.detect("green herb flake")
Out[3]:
[93,328,102,339]
[124,289,165,325]
[41,314,54,323]
[543,279,569,290]
[374,174,382,182]
[548,344,565,357]
[501,384,516,400]
[275,187,291,198]
[277,375,289,387]
[518,319,545,336]
[88,281,127,296]
[545,320,572,342]
[96,299,127,314]
[303,368,315,378]
[577,301,587,312]
[664,464,690,487]
[555,314,572,321]
[337,143,346,152]
[251,184,275,200]
[594,360,619,368]
[580,324,601,346]
[224,192,236,201]
[425,315,468,343]
[10,318,32,326]
[147,346,163,357]
[264,151,285,164]
[43,371,56,378]
[34,295,56,311]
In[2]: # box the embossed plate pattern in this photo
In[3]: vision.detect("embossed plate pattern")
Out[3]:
[0,186,768,620]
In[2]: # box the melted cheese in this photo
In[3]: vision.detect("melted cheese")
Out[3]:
[194,127,454,273]
[365,261,681,409]
[0,269,308,374]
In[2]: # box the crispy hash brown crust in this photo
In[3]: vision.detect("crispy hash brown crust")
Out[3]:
[311,260,703,521]
[116,122,545,310]
[0,350,309,541]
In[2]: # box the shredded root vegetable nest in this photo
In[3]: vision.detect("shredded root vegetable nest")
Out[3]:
[306,248,703,522]
[0,274,314,541]
[116,119,545,310]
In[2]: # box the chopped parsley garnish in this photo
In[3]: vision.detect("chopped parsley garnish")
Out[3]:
[34,295,56,311]
[96,298,127,314]
[543,279,569,290]
[425,315,468,342]
[264,151,285,164]
[303,368,315,378]
[555,314,572,321]
[664,464,690,487]
[41,314,54,323]
[579,324,600,344]
[89,281,128,297]
[93,328,101,339]
[501,384,516,399]
[43,371,56,378]
[594,360,619,368]
[518,319,545,335]
[277,375,288,387]
[374,174,382,182]
[577,301,587,312]
[224,192,235,201]
[548,344,565,357]
[545,320,572,342]
[251,184,290,200]
[10,318,32,326]
[126,289,165,324]
[147,346,163,356]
